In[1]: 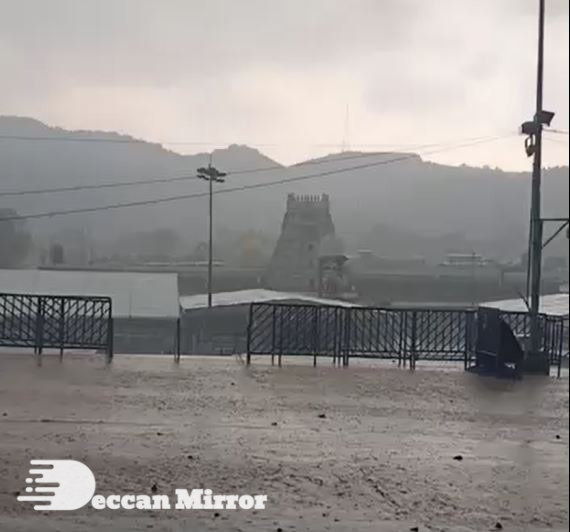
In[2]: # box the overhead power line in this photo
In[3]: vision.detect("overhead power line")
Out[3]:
[0,134,257,147]
[0,147,419,197]
[0,132,515,147]
[0,136,497,197]
[0,135,512,223]
[544,136,569,146]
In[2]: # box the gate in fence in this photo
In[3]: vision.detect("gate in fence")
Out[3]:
[247,303,476,367]
[246,302,565,373]
[0,293,113,361]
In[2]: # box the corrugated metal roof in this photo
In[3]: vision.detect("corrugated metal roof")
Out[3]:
[180,289,360,311]
[0,269,179,319]
[482,293,569,317]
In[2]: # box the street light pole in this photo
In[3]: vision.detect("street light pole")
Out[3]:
[208,163,214,308]
[197,160,227,308]
[521,0,556,371]
[528,0,545,360]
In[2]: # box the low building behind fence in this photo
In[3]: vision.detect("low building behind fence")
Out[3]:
[0,269,180,356]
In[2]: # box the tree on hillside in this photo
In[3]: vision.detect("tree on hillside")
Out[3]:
[0,208,32,267]
[108,228,183,259]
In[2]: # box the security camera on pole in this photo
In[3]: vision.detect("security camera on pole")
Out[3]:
[197,159,227,308]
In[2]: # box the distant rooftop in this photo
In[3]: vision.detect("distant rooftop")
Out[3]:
[0,269,179,319]
[482,293,569,317]
[180,289,360,311]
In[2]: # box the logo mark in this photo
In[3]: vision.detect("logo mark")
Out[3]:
[17,460,96,510]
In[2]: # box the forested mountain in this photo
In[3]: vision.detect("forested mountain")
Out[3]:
[1,116,568,262]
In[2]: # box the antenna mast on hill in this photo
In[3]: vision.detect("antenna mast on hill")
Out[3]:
[341,104,351,153]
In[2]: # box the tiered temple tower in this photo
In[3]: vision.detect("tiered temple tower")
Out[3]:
[266,193,336,291]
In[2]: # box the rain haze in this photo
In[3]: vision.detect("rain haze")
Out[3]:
[0,3,569,532]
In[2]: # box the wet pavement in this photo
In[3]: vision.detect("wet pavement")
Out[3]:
[0,353,568,531]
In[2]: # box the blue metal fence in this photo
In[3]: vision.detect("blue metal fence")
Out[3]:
[246,302,565,371]
[0,293,113,361]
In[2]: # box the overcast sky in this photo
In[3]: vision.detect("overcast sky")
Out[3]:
[1,0,568,170]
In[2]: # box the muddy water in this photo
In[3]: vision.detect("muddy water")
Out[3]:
[0,353,568,531]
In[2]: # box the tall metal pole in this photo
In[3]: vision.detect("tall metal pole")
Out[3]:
[197,157,226,309]
[529,0,545,359]
[207,159,214,308]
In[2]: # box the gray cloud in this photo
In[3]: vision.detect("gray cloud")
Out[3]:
[0,0,567,169]
[0,0,422,84]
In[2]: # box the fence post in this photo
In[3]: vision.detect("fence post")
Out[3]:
[175,317,181,363]
[106,299,114,363]
[344,307,351,367]
[399,312,405,367]
[541,315,550,376]
[557,318,563,378]
[246,304,253,366]
[410,310,417,370]
[376,309,381,356]
[464,311,472,370]
[59,298,65,361]
[333,308,338,366]
[271,305,277,366]
[278,306,284,368]
[36,297,44,357]
[313,306,319,368]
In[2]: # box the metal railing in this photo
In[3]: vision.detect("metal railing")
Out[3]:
[0,293,113,361]
[246,302,565,371]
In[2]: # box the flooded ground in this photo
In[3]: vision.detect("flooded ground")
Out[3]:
[0,353,568,531]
